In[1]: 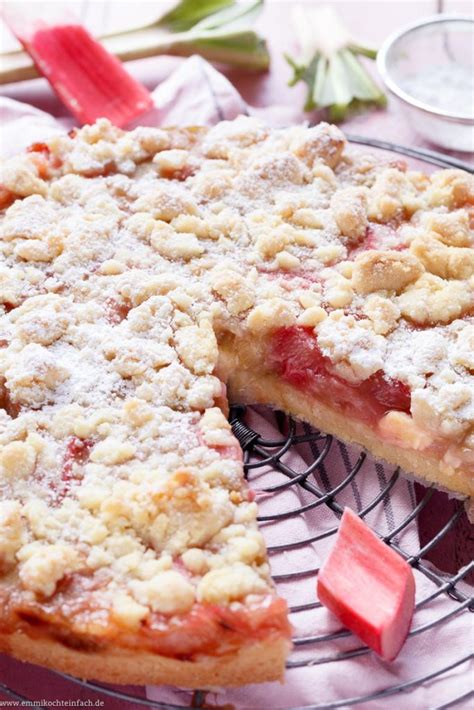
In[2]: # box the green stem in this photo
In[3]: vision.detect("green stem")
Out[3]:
[286,5,386,120]
[347,43,378,60]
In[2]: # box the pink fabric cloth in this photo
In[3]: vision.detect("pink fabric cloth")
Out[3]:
[0,56,472,709]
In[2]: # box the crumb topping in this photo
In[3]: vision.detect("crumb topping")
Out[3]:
[0,117,472,628]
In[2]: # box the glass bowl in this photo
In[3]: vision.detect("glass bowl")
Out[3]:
[377,15,474,153]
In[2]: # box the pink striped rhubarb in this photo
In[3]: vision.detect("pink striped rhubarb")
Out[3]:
[318,508,415,661]
[4,18,153,127]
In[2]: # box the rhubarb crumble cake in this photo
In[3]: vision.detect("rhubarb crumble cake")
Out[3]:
[0,117,472,686]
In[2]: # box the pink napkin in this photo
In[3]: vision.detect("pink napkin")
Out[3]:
[0,55,472,709]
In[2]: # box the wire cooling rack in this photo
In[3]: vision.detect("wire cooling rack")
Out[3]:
[1,140,473,710]
[1,405,473,710]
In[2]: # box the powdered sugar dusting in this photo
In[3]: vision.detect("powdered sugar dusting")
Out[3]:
[0,117,472,627]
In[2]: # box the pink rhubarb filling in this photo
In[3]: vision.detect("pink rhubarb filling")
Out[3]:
[268,326,473,473]
[268,325,411,425]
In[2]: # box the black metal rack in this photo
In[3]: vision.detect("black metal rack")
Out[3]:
[1,141,472,710]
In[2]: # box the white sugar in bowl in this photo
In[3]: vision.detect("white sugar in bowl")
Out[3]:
[377,15,474,153]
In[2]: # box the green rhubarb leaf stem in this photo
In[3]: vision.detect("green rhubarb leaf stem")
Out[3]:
[347,43,378,60]
[191,0,264,32]
[286,4,386,121]
[339,48,385,102]
[100,0,269,70]
[157,0,235,32]
[313,54,328,107]
[0,0,269,84]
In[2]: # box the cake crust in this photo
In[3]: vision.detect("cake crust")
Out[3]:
[0,629,289,687]
[225,365,472,498]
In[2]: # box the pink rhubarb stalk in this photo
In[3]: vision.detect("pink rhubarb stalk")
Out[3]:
[4,17,153,127]
[317,507,415,660]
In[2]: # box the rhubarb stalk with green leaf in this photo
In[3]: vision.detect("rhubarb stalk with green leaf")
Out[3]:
[286,5,386,121]
[106,0,269,70]
[0,0,269,86]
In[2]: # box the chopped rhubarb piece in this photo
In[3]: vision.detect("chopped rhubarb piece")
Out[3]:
[269,326,411,424]
[0,185,16,210]
[27,142,51,155]
[0,380,21,419]
[5,21,153,127]
[57,436,94,503]
[361,370,412,413]
[196,430,243,462]
[143,596,291,658]
[104,297,132,325]
[27,142,62,176]
[348,223,407,257]
[317,508,415,660]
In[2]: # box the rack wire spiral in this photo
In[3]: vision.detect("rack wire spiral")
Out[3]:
[1,142,473,710]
